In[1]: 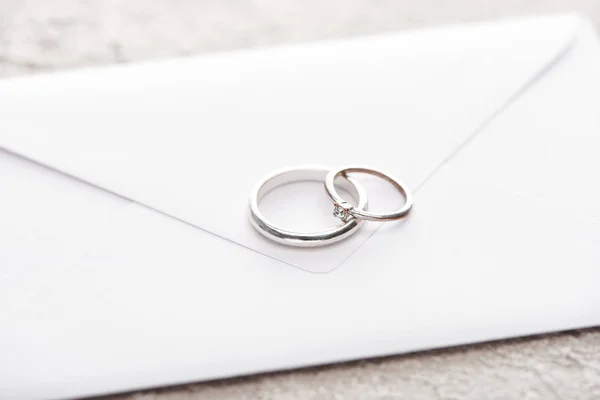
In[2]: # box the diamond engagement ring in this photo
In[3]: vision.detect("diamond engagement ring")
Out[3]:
[325,166,413,222]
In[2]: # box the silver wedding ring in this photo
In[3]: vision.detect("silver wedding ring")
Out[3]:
[249,166,368,247]
[249,165,413,247]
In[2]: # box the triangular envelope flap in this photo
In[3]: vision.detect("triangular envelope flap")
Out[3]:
[446,18,600,225]
[0,15,577,272]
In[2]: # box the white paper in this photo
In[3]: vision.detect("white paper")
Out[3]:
[1,14,599,400]
[0,15,578,272]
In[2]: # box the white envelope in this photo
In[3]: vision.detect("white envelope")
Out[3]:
[1,13,599,400]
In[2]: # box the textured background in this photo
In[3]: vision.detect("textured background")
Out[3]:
[2,1,600,399]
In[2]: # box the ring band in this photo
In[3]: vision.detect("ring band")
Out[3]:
[325,166,413,222]
[249,166,368,247]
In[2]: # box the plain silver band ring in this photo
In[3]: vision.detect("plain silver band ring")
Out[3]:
[249,166,368,247]
[325,166,413,222]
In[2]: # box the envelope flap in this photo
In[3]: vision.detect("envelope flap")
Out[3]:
[0,15,579,272]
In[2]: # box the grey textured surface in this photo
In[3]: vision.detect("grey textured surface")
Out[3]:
[109,331,600,400]
[2,1,600,399]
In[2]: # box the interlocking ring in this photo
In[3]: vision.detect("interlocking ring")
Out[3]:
[325,166,413,222]
[249,166,368,247]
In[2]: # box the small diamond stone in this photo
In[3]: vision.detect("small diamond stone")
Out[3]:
[333,202,353,222]
[333,205,345,219]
